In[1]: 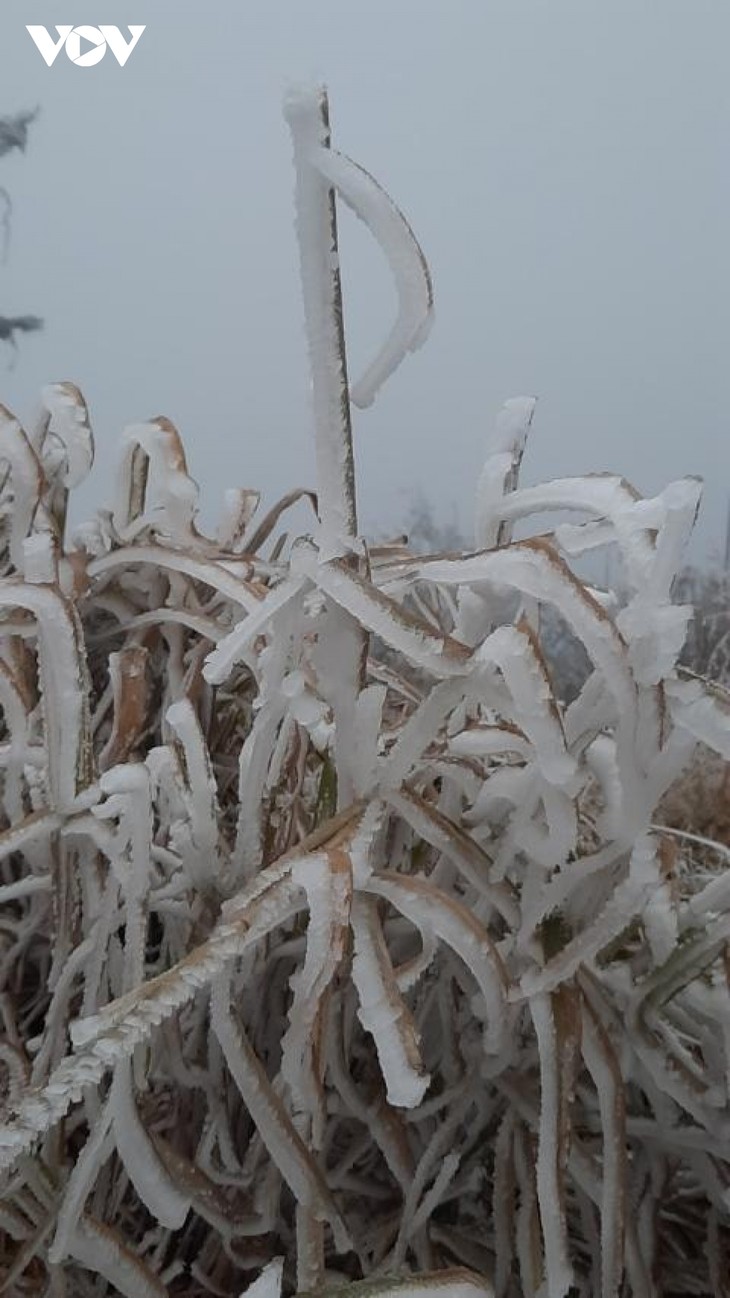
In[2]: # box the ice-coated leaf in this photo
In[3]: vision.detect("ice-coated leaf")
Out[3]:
[242,486,317,555]
[492,1111,516,1298]
[99,645,148,770]
[69,1215,169,1298]
[515,862,652,1000]
[666,673,730,760]
[96,762,154,992]
[239,1258,284,1298]
[112,417,200,546]
[211,967,351,1253]
[281,849,352,1141]
[350,892,430,1108]
[49,1101,114,1263]
[299,547,472,678]
[298,1268,494,1297]
[0,403,46,570]
[110,1058,191,1229]
[0,866,308,1172]
[203,571,308,684]
[580,998,626,1298]
[38,381,94,490]
[217,485,261,550]
[475,396,536,549]
[530,987,580,1298]
[474,620,577,789]
[165,696,221,889]
[512,1121,542,1297]
[313,146,433,409]
[0,580,94,808]
[387,787,518,925]
[363,872,511,1060]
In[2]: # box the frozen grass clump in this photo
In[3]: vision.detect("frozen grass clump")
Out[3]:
[0,87,729,1298]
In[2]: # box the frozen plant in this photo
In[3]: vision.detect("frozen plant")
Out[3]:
[0,86,728,1298]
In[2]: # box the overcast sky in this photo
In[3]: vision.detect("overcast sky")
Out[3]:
[0,1,728,559]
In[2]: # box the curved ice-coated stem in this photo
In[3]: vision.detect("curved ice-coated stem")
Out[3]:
[313,147,434,409]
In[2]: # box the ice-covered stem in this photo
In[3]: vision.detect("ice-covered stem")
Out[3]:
[284,85,358,560]
[284,86,369,808]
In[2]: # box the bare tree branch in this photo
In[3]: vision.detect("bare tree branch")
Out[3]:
[0,107,40,159]
[1,108,42,355]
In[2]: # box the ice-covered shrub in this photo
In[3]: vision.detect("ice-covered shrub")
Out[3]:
[0,87,729,1298]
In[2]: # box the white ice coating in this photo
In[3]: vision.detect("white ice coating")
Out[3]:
[474,624,578,789]
[22,530,56,584]
[281,853,351,1143]
[211,968,351,1254]
[667,676,730,760]
[308,594,365,804]
[387,542,649,835]
[617,597,693,686]
[323,1274,494,1296]
[348,799,389,886]
[68,1215,168,1298]
[49,1103,113,1263]
[530,992,574,1298]
[110,1058,191,1229]
[352,683,387,795]
[515,840,659,1000]
[0,406,45,572]
[217,486,260,551]
[473,415,702,642]
[284,84,433,560]
[40,382,94,489]
[389,787,519,927]
[165,697,221,888]
[97,762,153,994]
[112,419,199,545]
[579,1001,625,1298]
[449,724,531,762]
[350,893,430,1109]
[638,851,678,966]
[364,872,509,1059]
[299,549,470,679]
[239,1259,284,1298]
[283,86,357,561]
[585,734,624,839]
[280,668,332,738]
[88,544,264,614]
[474,396,536,549]
[203,572,308,684]
[0,582,90,810]
[482,473,646,537]
[313,146,434,409]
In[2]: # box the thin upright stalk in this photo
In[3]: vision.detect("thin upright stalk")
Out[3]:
[284,86,358,560]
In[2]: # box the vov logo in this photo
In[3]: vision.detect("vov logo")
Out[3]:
[26,25,146,67]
